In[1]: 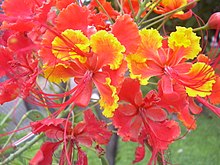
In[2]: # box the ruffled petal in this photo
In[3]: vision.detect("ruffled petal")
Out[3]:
[112,14,140,53]
[52,29,90,63]
[55,3,90,34]
[90,30,125,70]
[168,27,201,59]
[93,72,119,117]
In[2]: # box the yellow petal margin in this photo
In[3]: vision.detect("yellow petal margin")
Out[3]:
[52,29,90,63]
[125,29,162,85]
[90,30,125,70]
[168,27,201,60]
[43,63,73,83]
[185,62,216,97]
[99,78,119,118]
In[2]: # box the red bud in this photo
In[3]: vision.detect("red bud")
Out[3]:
[207,12,220,29]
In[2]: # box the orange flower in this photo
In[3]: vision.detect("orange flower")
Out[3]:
[40,13,139,117]
[152,0,193,20]
[127,27,216,97]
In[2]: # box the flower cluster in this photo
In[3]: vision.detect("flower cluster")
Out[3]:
[0,0,220,165]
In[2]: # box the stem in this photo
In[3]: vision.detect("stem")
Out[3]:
[135,0,149,23]
[193,24,209,32]
[0,134,44,165]
[138,0,162,26]
[3,111,31,148]
[156,16,169,30]
[0,99,22,127]
[141,16,165,29]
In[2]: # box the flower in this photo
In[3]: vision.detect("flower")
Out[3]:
[112,78,180,164]
[127,27,216,98]
[30,110,111,165]
[150,0,194,20]
[40,8,139,117]
[0,32,39,104]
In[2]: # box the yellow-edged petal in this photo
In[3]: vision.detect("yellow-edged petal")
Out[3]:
[139,29,163,54]
[94,76,119,118]
[52,29,90,63]
[168,27,201,59]
[126,55,149,85]
[90,30,125,70]
[185,62,215,97]
[43,63,73,83]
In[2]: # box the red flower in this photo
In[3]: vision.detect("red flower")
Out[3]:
[112,78,180,164]
[0,32,39,104]
[30,109,112,165]
[39,11,140,117]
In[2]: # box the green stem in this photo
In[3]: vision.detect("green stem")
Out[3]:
[0,99,22,127]
[138,0,162,26]
[193,24,209,32]
[135,0,149,23]
[3,111,30,148]
[0,133,44,165]
[141,16,165,29]
[156,16,169,30]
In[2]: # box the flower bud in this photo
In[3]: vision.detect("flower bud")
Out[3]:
[207,12,220,29]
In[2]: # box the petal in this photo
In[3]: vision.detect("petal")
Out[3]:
[144,107,167,122]
[0,46,12,76]
[147,119,180,155]
[81,110,112,144]
[126,55,162,85]
[102,60,127,93]
[93,72,119,117]
[0,80,19,104]
[30,142,61,165]
[90,30,125,70]
[139,29,163,52]
[75,148,88,165]
[185,62,216,97]
[112,14,140,53]
[118,78,142,106]
[2,0,37,16]
[7,32,34,52]
[43,63,75,83]
[52,29,89,63]
[74,75,93,107]
[168,27,201,59]
[112,104,141,141]
[133,146,145,163]
[55,3,90,34]
[56,0,77,10]
[31,118,71,139]
[89,0,119,19]
[208,76,220,104]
